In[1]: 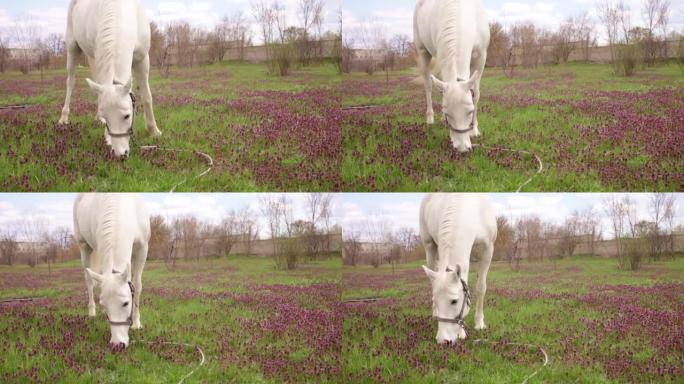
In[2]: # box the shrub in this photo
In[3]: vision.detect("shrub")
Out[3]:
[620,237,646,271]
[274,237,301,270]
[615,44,641,77]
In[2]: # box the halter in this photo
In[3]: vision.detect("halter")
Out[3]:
[106,276,136,327]
[445,89,476,134]
[106,80,136,139]
[433,277,471,328]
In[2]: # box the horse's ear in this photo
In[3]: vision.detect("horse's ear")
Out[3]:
[118,78,132,96]
[117,264,131,283]
[465,71,480,90]
[450,264,462,280]
[431,75,448,93]
[85,78,104,94]
[422,265,437,281]
[85,268,103,284]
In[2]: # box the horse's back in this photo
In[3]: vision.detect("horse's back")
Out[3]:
[68,0,149,55]
[420,193,495,244]
[74,194,149,246]
[414,0,489,55]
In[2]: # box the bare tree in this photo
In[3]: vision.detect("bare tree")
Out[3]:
[236,206,258,255]
[642,0,670,64]
[574,12,596,62]
[648,193,676,260]
[297,0,325,64]
[580,207,601,255]
[259,194,285,257]
[603,195,628,267]
[557,210,582,257]
[10,17,42,74]
[303,193,333,259]
[0,32,9,73]
[551,17,577,64]
[149,215,171,261]
[343,225,362,266]
[597,0,622,64]
[214,213,238,256]
[0,229,19,266]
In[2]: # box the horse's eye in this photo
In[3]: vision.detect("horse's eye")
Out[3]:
[123,302,129,307]
[451,299,458,305]
[124,114,131,120]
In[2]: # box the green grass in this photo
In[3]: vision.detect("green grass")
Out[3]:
[0,62,341,192]
[2,255,683,382]
[0,256,342,383]
[342,256,684,383]
[341,63,683,191]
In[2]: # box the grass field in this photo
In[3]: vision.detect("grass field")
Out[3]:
[0,63,341,192]
[342,256,684,383]
[2,255,682,383]
[0,256,341,383]
[341,63,683,191]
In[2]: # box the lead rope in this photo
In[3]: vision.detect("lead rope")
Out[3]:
[471,338,549,384]
[139,146,214,192]
[472,143,543,192]
[129,339,206,384]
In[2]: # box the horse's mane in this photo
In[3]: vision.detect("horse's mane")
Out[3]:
[437,200,460,255]
[99,195,120,270]
[95,0,119,81]
[435,0,463,68]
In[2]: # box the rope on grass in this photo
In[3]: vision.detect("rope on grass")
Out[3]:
[341,105,384,111]
[472,143,544,193]
[0,104,29,111]
[471,338,549,384]
[0,297,45,304]
[140,145,214,193]
[131,339,206,384]
[342,297,383,303]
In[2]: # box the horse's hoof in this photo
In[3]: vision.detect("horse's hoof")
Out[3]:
[427,116,434,125]
[475,323,487,330]
[149,127,162,138]
[58,118,69,125]
[131,322,142,329]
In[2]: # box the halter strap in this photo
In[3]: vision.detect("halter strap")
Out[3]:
[433,278,471,327]
[106,280,135,327]
[106,81,136,139]
[445,89,476,134]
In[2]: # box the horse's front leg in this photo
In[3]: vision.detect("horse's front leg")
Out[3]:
[79,243,96,317]
[58,43,81,125]
[474,241,493,330]
[470,80,481,138]
[133,55,161,137]
[131,245,147,329]
[470,55,486,138]
[417,48,434,125]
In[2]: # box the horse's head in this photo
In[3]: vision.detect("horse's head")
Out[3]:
[86,78,135,159]
[86,264,134,348]
[422,264,471,344]
[431,71,479,153]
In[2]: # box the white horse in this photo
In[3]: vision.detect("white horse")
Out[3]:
[58,0,161,159]
[420,193,496,344]
[73,193,150,348]
[414,0,490,153]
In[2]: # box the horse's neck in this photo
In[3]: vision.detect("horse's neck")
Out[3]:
[436,0,472,82]
[94,0,134,83]
[98,197,133,271]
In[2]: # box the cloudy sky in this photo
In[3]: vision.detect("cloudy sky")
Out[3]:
[339,193,684,240]
[1,193,681,241]
[0,0,341,44]
[343,0,684,46]
[0,193,344,240]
